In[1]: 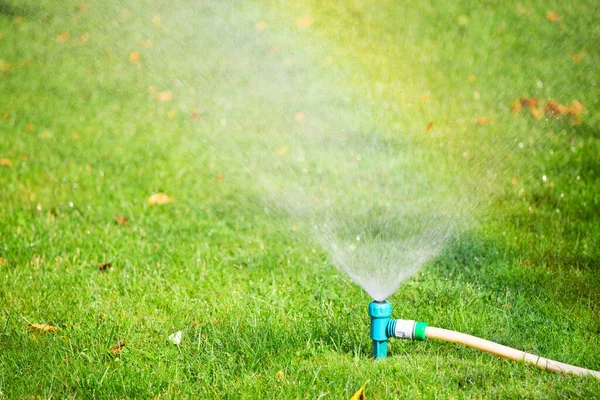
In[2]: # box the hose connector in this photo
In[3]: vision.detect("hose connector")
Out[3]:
[389,319,428,341]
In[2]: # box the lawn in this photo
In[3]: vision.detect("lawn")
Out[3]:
[1,0,599,398]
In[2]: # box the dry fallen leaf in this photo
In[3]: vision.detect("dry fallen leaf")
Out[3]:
[56,32,70,42]
[350,381,368,400]
[255,21,268,31]
[26,123,34,131]
[294,111,305,121]
[510,100,522,113]
[297,16,314,28]
[572,52,586,63]
[141,39,153,48]
[476,117,490,126]
[98,262,112,271]
[547,12,561,22]
[0,158,12,167]
[278,146,288,155]
[155,91,173,101]
[14,16,23,24]
[512,177,519,185]
[468,74,477,82]
[115,216,128,225]
[109,342,125,355]
[129,51,141,63]
[30,323,58,333]
[79,4,90,12]
[421,94,430,102]
[275,370,285,381]
[147,193,173,205]
[530,107,543,119]
[0,257,4,264]
[79,33,89,44]
[216,173,223,182]
[425,121,434,132]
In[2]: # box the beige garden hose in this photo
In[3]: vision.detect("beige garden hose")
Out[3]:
[425,326,600,380]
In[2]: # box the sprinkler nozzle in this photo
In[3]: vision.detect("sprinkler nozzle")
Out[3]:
[368,301,392,359]
[368,301,428,359]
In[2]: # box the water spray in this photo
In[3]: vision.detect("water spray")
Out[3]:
[368,300,600,380]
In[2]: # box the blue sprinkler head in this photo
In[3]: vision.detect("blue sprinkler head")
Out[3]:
[368,300,393,359]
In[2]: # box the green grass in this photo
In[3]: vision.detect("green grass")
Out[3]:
[1,0,599,398]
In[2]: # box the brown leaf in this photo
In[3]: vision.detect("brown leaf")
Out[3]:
[216,174,223,182]
[147,193,173,205]
[26,123,34,131]
[98,262,112,271]
[0,158,12,167]
[141,39,153,48]
[115,216,128,225]
[511,177,518,185]
[0,257,4,264]
[129,51,141,63]
[572,52,586,63]
[468,74,477,82]
[476,117,490,126]
[425,121,433,132]
[297,16,314,28]
[190,111,199,121]
[520,97,539,108]
[294,111,305,121]
[109,342,126,355]
[30,323,58,333]
[79,33,89,44]
[266,45,277,53]
[155,91,173,101]
[421,94,430,102]
[547,12,561,22]
[56,32,70,43]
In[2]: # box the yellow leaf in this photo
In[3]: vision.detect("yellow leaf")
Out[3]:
[547,12,560,22]
[350,381,369,400]
[425,121,433,132]
[141,39,153,48]
[148,193,173,205]
[255,21,268,31]
[297,16,313,28]
[56,32,70,43]
[275,370,284,381]
[468,74,477,82]
[278,146,288,155]
[155,91,173,101]
[129,51,141,63]
[30,323,58,333]
[0,158,12,167]
[167,110,176,118]
[421,94,430,102]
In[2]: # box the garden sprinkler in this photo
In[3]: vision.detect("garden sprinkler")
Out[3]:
[367,300,600,380]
